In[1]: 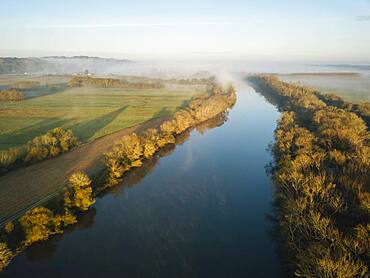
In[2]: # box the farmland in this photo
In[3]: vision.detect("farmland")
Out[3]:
[0,74,209,224]
[0,117,165,225]
[0,75,204,150]
[279,72,370,102]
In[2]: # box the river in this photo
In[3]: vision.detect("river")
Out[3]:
[3,80,282,277]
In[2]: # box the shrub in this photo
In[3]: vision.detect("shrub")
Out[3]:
[156,134,175,148]
[53,209,77,227]
[4,222,14,234]
[0,89,24,101]
[0,242,12,271]
[10,81,41,89]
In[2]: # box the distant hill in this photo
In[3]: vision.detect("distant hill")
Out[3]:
[0,56,134,74]
[0,57,46,74]
[286,72,360,77]
[318,64,370,71]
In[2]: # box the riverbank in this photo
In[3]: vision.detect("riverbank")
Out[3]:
[0,116,167,226]
[249,75,370,277]
[0,82,237,272]
[2,80,282,277]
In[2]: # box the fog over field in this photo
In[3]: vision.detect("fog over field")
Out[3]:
[0,1,369,277]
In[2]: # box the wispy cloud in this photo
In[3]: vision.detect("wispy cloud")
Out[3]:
[356,15,370,21]
[33,20,233,29]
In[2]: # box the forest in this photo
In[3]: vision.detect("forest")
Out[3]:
[249,75,369,277]
[0,81,236,271]
[10,81,41,90]
[68,76,163,89]
[0,56,133,75]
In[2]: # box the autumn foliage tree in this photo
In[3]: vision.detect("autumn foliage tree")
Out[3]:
[64,172,96,211]
[10,81,41,90]
[68,76,163,89]
[252,75,370,277]
[104,82,237,186]
[0,127,80,174]
[0,89,24,101]
[19,207,76,246]
[4,222,14,234]
[0,79,237,272]
[0,242,12,271]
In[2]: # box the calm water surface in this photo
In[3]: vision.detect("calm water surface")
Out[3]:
[4,81,281,277]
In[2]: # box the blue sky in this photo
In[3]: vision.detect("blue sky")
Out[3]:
[0,0,369,62]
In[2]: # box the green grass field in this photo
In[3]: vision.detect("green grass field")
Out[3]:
[0,76,204,150]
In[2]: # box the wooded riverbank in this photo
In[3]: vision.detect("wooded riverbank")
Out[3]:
[249,75,369,277]
[0,82,236,272]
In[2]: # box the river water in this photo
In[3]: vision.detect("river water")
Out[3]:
[3,80,282,277]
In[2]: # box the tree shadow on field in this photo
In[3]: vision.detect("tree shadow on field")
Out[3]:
[72,106,128,142]
[23,85,68,100]
[0,118,69,150]
[177,99,190,109]
[152,107,171,119]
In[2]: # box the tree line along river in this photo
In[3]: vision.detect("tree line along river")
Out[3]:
[3,79,283,277]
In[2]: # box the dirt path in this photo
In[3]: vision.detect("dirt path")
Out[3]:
[0,117,165,225]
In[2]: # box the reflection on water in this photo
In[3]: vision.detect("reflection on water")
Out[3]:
[100,112,229,197]
[23,208,98,263]
[4,82,282,277]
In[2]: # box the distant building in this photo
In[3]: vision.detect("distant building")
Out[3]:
[73,70,92,76]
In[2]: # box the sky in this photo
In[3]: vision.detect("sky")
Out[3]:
[0,0,370,62]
